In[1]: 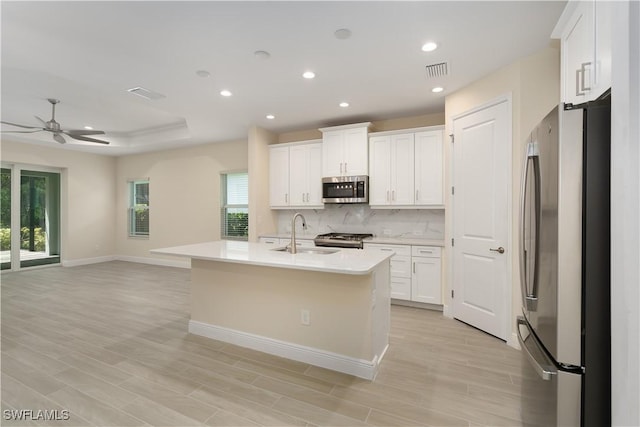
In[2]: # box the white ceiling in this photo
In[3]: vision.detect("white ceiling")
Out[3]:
[1,1,566,156]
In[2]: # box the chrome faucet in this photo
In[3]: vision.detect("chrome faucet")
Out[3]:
[290,212,307,254]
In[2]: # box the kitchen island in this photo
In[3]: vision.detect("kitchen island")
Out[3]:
[151,240,392,379]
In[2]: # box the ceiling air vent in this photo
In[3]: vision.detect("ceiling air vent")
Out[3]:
[425,62,449,78]
[127,86,166,101]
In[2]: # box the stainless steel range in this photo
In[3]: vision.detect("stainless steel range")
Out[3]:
[313,232,373,249]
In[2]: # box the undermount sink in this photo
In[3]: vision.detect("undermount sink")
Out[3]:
[271,246,339,255]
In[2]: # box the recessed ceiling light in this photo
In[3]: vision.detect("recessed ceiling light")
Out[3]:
[302,71,316,79]
[84,126,93,130]
[266,114,275,120]
[431,86,444,93]
[196,70,210,78]
[220,90,232,97]
[254,50,271,60]
[421,42,438,52]
[334,28,352,40]
[339,102,349,108]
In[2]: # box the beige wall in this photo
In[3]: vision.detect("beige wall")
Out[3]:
[248,126,278,242]
[116,140,247,263]
[444,46,560,342]
[0,139,117,264]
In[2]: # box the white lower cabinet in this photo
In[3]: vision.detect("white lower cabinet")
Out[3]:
[279,238,314,248]
[364,243,441,304]
[259,237,280,245]
[411,246,442,304]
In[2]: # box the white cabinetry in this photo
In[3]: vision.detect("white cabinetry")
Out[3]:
[414,130,444,206]
[259,237,280,245]
[269,140,323,209]
[364,243,412,300]
[258,237,314,248]
[369,126,444,208]
[269,146,290,208]
[411,246,442,304]
[289,143,323,206]
[553,0,612,104]
[364,243,441,304]
[319,123,371,177]
[369,134,415,206]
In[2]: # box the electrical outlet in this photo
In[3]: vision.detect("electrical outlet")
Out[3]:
[382,229,392,236]
[300,309,310,326]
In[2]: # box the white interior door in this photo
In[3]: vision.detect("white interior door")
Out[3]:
[452,98,510,341]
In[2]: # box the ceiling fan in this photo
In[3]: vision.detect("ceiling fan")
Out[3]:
[1,98,109,145]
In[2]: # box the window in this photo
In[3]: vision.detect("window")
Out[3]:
[129,180,149,237]
[221,172,248,240]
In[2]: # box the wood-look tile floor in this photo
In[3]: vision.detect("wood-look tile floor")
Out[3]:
[1,261,526,426]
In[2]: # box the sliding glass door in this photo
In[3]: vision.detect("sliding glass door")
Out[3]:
[1,164,61,270]
[1,168,11,270]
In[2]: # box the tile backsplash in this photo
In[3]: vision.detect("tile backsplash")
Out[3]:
[276,205,444,240]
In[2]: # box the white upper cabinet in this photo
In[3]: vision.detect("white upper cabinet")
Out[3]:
[369,133,415,206]
[414,130,444,206]
[269,140,323,209]
[289,143,323,206]
[269,145,290,208]
[319,123,370,177]
[553,0,612,105]
[369,126,444,208]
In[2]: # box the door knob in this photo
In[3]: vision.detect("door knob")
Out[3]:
[490,247,505,254]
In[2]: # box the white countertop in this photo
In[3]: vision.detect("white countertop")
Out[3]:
[151,240,392,275]
[260,234,445,247]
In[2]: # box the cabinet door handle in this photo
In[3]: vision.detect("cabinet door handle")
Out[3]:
[380,248,393,252]
[490,247,505,254]
[306,192,310,202]
[576,62,592,96]
[285,193,288,203]
[386,190,390,202]
[344,163,348,174]
[413,262,416,274]
[392,190,395,201]
[340,163,343,174]
[419,249,433,254]
[416,189,419,201]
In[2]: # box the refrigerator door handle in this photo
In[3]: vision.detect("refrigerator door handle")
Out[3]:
[517,316,557,381]
[519,141,541,311]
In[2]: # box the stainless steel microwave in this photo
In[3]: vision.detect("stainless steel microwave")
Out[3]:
[322,175,368,204]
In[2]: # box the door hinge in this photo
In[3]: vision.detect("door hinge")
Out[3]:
[449,134,454,143]
[451,186,455,195]
[451,289,454,298]
[451,238,455,247]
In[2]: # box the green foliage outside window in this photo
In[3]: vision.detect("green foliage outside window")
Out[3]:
[225,212,248,238]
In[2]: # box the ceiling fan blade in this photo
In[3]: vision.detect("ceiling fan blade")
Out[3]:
[67,134,110,145]
[1,120,42,130]
[64,129,106,136]
[53,133,66,144]
[34,116,47,126]
[0,129,42,133]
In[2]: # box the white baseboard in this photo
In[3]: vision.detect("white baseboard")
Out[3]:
[61,255,189,269]
[189,320,383,380]
[442,304,453,318]
[62,255,116,267]
[115,255,190,269]
[507,332,521,350]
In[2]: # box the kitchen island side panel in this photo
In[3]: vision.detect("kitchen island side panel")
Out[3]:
[190,259,387,361]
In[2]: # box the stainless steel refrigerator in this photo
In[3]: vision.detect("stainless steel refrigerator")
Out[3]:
[517,99,611,426]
